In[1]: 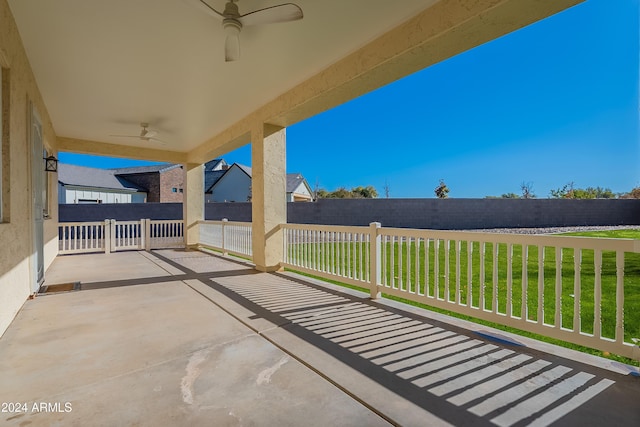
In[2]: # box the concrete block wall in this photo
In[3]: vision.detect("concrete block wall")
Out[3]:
[59,199,640,229]
[59,203,183,222]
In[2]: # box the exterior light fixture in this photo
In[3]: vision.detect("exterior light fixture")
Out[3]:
[44,155,58,172]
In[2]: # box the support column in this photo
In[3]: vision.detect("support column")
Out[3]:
[251,124,286,272]
[183,163,204,249]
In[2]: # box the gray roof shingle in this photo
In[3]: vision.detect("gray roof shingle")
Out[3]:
[58,163,144,192]
[204,170,226,193]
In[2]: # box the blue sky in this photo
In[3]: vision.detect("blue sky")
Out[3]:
[61,0,639,198]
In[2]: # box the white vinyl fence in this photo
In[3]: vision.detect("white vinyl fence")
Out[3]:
[198,219,252,258]
[59,219,184,254]
[282,222,640,360]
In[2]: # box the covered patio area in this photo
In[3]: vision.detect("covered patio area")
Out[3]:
[2,250,638,426]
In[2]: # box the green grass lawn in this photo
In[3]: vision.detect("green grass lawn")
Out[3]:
[285,229,640,363]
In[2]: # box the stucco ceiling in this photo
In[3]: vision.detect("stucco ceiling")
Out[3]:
[8,0,438,154]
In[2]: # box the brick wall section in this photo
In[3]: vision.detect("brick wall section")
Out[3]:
[159,166,184,203]
[119,173,160,202]
[60,199,640,229]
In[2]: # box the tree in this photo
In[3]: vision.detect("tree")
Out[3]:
[315,186,379,199]
[520,181,535,199]
[501,193,520,199]
[549,182,575,199]
[434,179,449,199]
[352,185,378,198]
[621,187,640,199]
[383,180,391,198]
[550,182,615,199]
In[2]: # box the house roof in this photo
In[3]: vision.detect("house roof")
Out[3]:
[110,163,180,175]
[236,164,252,177]
[58,163,145,192]
[210,163,309,194]
[204,170,226,193]
[205,159,226,171]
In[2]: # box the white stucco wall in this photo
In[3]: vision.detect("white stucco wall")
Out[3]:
[0,0,59,337]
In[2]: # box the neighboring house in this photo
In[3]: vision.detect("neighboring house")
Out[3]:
[59,158,310,204]
[286,174,313,202]
[58,163,147,204]
[111,164,184,203]
[206,163,312,203]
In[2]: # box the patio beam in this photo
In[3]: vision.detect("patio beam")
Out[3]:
[251,124,286,272]
[58,137,188,164]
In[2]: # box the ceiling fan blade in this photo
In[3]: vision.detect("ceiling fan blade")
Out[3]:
[239,3,303,27]
[183,0,224,20]
[144,136,167,145]
[110,134,140,138]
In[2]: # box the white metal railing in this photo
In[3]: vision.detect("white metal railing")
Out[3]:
[282,222,640,360]
[59,221,107,254]
[112,220,143,251]
[58,219,184,255]
[148,220,184,249]
[198,219,252,258]
[282,223,371,288]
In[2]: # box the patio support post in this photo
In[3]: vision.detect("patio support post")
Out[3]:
[183,163,204,249]
[369,222,382,299]
[251,124,286,272]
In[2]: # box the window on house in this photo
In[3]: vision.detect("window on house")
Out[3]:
[179,188,183,193]
[172,187,177,193]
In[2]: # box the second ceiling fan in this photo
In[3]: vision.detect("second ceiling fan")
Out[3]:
[185,0,303,62]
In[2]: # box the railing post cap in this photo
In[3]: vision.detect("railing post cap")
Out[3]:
[222,218,228,222]
[370,222,381,228]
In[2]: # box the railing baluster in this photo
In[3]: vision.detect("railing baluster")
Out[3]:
[507,243,513,317]
[492,243,498,314]
[445,240,450,302]
[398,236,403,290]
[573,248,582,333]
[538,245,545,324]
[467,241,473,308]
[456,240,461,304]
[555,246,562,328]
[615,251,624,345]
[479,242,485,310]
[594,249,603,339]
[522,245,528,321]
[425,239,430,298]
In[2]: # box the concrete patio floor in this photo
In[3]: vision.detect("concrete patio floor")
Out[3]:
[1,249,639,426]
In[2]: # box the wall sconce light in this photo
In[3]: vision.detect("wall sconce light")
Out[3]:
[44,155,58,172]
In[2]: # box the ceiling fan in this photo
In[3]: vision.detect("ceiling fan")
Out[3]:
[185,0,303,62]
[110,123,167,144]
